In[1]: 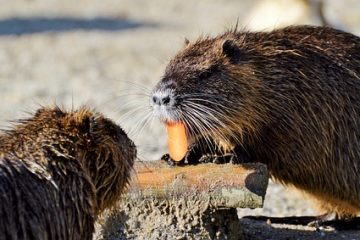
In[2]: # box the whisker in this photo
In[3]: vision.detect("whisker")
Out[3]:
[181,100,245,155]
[125,110,153,138]
[117,108,151,128]
[130,111,154,139]
[183,98,242,113]
[184,101,242,135]
[118,80,154,93]
[116,99,150,113]
[183,108,221,156]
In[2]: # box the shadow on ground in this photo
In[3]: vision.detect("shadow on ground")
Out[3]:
[240,218,360,240]
[0,17,156,35]
[96,213,360,240]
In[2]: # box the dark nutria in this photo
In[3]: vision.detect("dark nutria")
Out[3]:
[0,106,136,240]
[151,26,360,220]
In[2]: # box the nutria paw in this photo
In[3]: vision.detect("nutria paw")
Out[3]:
[161,139,250,165]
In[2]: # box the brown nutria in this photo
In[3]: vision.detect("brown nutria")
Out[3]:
[0,106,136,240]
[150,25,360,221]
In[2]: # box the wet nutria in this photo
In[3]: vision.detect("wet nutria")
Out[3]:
[151,26,360,220]
[0,106,136,240]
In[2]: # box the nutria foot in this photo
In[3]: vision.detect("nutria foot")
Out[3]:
[307,213,360,230]
[243,214,360,230]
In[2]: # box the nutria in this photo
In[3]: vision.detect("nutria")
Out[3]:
[151,25,360,221]
[0,106,136,240]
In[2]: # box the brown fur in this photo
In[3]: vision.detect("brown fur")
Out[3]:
[151,26,360,218]
[0,106,136,240]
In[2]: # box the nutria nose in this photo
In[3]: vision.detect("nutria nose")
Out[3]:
[152,94,171,106]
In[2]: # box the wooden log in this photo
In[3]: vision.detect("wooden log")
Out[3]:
[103,161,269,239]
[125,161,268,209]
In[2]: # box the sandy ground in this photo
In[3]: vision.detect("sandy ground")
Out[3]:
[0,0,359,239]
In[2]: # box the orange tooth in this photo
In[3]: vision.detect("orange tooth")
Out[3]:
[166,122,188,161]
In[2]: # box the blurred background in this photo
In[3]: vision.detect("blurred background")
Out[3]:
[0,0,359,218]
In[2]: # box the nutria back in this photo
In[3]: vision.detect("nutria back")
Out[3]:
[0,106,136,240]
[151,26,360,218]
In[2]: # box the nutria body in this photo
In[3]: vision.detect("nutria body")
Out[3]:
[151,26,360,219]
[0,107,136,240]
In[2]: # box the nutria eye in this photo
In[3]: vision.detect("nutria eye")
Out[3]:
[199,71,211,79]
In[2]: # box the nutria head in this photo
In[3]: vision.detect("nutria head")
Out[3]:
[151,26,360,149]
[151,32,265,146]
[3,106,136,213]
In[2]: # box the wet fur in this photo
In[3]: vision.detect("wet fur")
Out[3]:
[153,26,360,218]
[0,107,135,240]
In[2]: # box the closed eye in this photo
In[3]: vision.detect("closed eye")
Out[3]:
[199,71,212,79]
[198,65,218,80]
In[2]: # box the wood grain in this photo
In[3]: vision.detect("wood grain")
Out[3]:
[126,161,269,209]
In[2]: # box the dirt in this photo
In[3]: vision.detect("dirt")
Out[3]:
[94,197,244,240]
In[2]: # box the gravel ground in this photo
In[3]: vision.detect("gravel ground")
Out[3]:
[0,0,359,239]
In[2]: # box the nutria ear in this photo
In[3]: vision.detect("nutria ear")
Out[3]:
[83,116,92,133]
[34,108,46,117]
[184,38,190,46]
[35,106,64,118]
[82,115,97,143]
[221,39,241,62]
